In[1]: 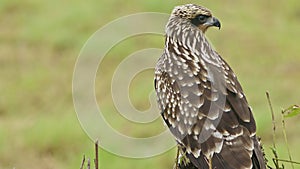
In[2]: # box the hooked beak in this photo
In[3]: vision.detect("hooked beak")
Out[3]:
[205,17,221,30]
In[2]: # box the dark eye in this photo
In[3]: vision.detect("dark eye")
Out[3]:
[191,14,208,26]
[197,15,207,22]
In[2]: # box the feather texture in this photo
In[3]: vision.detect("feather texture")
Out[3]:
[155,4,266,169]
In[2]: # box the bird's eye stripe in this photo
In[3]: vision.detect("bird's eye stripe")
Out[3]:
[196,14,209,19]
[191,14,209,26]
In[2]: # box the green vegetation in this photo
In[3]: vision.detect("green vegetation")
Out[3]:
[1,0,299,168]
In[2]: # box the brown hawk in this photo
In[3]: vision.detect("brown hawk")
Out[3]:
[154,4,266,169]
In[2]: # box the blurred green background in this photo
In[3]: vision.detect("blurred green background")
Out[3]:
[1,0,300,168]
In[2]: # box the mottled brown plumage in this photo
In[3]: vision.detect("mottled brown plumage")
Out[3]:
[154,4,266,169]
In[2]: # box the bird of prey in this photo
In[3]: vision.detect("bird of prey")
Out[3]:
[154,4,266,169]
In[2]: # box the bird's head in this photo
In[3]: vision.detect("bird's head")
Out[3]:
[171,4,221,33]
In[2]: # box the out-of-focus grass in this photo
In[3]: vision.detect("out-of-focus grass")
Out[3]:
[0,0,299,169]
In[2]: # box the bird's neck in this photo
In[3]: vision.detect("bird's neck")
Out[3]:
[165,17,221,66]
[165,17,204,46]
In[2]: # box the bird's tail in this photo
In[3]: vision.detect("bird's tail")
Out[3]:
[178,136,266,169]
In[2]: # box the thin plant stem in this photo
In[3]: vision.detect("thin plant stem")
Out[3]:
[266,92,280,169]
[276,159,300,165]
[174,146,180,169]
[95,140,99,169]
[80,155,85,169]
[281,111,294,169]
